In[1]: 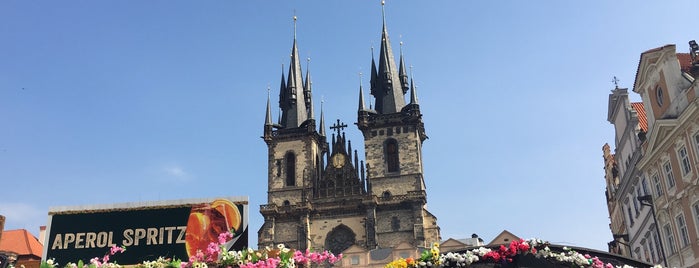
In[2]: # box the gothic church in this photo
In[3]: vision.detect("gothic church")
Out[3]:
[259,5,440,255]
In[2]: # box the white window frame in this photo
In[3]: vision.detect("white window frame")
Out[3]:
[693,132,699,158]
[652,229,662,262]
[652,173,664,197]
[646,232,657,263]
[663,161,676,189]
[676,213,690,248]
[641,176,650,196]
[664,223,677,255]
[678,146,692,176]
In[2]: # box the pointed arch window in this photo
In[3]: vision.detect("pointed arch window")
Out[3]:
[286,152,296,186]
[385,139,399,172]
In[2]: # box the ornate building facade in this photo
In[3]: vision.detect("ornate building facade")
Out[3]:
[257,5,440,258]
[604,41,699,267]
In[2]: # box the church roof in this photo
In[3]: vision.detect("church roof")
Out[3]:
[0,229,43,257]
[677,53,692,73]
[487,230,520,246]
[630,102,647,132]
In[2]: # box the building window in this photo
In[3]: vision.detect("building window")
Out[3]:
[647,233,657,263]
[641,243,649,263]
[663,161,675,189]
[350,256,360,265]
[391,216,400,232]
[694,133,699,158]
[626,204,635,226]
[676,214,690,248]
[656,86,664,107]
[652,174,664,197]
[632,190,640,216]
[641,177,649,195]
[663,223,677,255]
[286,152,296,186]
[383,191,392,199]
[652,230,662,263]
[678,146,692,176]
[386,139,399,172]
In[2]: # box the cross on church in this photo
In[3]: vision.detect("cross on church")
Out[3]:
[329,119,348,135]
[611,76,620,89]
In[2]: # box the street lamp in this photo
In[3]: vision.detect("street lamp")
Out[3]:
[638,195,668,267]
[611,234,631,256]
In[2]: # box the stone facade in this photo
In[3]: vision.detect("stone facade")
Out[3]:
[258,6,440,258]
[604,41,699,267]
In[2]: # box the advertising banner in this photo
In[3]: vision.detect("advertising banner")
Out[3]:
[43,197,248,265]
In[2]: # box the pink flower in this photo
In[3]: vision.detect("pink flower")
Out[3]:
[109,245,125,255]
[218,232,233,245]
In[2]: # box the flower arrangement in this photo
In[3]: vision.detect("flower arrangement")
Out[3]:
[36,232,340,268]
[385,239,662,268]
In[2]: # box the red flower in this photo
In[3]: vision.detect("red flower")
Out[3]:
[516,239,530,252]
[483,251,501,262]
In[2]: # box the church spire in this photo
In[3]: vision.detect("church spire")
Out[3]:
[263,86,274,142]
[265,86,273,126]
[278,64,286,111]
[369,45,378,100]
[398,42,409,94]
[319,99,326,137]
[371,0,406,114]
[280,15,308,128]
[305,57,314,119]
[409,66,418,105]
[358,72,366,111]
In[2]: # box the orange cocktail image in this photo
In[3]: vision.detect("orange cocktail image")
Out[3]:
[185,199,241,257]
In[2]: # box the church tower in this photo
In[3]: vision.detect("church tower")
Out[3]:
[259,4,440,255]
[356,2,438,249]
[259,16,327,250]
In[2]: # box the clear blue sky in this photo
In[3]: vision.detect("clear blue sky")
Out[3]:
[1,1,694,251]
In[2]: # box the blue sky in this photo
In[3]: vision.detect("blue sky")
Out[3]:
[0,1,695,251]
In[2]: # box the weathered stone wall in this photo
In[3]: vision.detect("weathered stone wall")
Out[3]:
[375,209,415,247]
[422,210,441,246]
[273,220,300,248]
[267,138,321,205]
[370,174,422,197]
[363,126,422,179]
[309,216,365,250]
